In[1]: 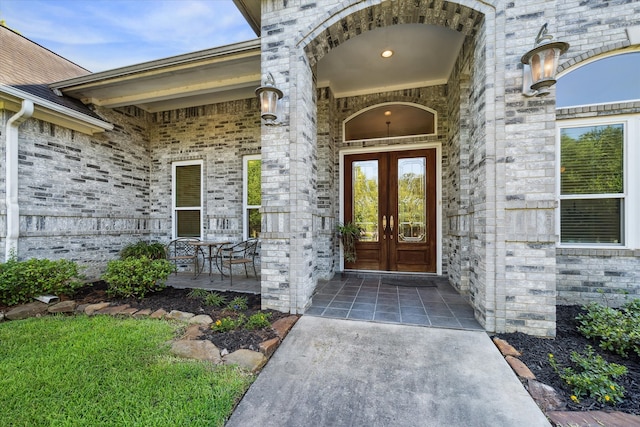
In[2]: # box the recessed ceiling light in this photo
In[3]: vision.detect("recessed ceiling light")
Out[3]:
[381,49,393,58]
[384,111,392,116]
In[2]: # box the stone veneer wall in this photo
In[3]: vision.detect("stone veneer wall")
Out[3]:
[316,87,338,281]
[0,106,151,278]
[445,36,474,299]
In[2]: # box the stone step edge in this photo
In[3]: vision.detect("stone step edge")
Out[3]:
[2,299,300,374]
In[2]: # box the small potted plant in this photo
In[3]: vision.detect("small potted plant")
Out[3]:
[337,221,361,263]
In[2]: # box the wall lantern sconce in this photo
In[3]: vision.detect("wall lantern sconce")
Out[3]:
[255,72,283,126]
[521,24,569,97]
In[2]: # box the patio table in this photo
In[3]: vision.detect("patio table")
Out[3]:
[188,240,231,279]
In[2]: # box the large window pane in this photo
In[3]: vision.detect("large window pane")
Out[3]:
[559,123,625,245]
[247,159,261,205]
[352,160,379,242]
[176,164,201,206]
[176,210,201,237]
[561,124,623,195]
[174,162,202,238]
[244,156,261,239]
[247,208,261,238]
[560,199,622,244]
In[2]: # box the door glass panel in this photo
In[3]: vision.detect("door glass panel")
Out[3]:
[397,157,426,243]
[352,160,379,242]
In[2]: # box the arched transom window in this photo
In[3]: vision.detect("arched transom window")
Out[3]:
[344,103,436,142]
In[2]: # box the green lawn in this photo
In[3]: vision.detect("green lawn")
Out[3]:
[0,315,254,427]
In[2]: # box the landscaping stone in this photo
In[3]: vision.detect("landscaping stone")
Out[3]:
[505,355,536,380]
[527,379,566,412]
[223,349,267,373]
[188,314,213,325]
[75,303,89,314]
[120,307,140,316]
[547,410,640,427]
[166,310,195,321]
[271,315,299,339]
[150,308,168,319]
[85,302,110,315]
[0,312,5,322]
[492,337,522,357]
[48,300,77,313]
[259,337,280,358]
[182,324,208,340]
[97,304,131,316]
[6,302,49,320]
[133,308,152,318]
[170,339,222,363]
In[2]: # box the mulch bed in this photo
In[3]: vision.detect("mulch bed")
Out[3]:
[68,282,288,353]
[496,305,640,416]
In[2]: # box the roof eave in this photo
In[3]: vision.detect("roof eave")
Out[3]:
[233,0,261,36]
[1,85,114,135]
[50,38,262,90]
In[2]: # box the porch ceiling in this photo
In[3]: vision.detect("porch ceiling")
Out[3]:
[235,0,466,98]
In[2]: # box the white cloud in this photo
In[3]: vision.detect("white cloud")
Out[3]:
[1,0,255,71]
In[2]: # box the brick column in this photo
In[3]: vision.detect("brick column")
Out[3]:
[259,9,318,314]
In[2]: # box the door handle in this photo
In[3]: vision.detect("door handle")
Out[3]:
[382,215,387,240]
[390,215,394,239]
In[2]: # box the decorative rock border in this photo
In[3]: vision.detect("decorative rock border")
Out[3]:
[492,337,640,427]
[1,300,299,374]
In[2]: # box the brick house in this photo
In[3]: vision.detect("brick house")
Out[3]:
[1,1,639,337]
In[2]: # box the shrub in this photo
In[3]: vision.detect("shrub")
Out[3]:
[212,315,246,332]
[101,257,174,298]
[120,241,166,260]
[187,288,209,299]
[0,256,84,306]
[549,346,627,404]
[226,296,248,312]
[576,300,640,358]
[244,312,272,330]
[204,292,226,307]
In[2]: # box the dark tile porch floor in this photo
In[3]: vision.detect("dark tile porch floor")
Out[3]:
[306,273,483,331]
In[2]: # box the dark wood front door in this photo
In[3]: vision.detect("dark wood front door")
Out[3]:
[344,149,437,272]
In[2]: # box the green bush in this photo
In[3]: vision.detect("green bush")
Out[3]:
[101,257,174,298]
[244,312,272,331]
[204,292,227,307]
[212,315,246,332]
[120,241,166,260]
[187,288,209,299]
[549,346,627,404]
[576,300,640,358]
[226,296,248,312]
[0,256,84,306]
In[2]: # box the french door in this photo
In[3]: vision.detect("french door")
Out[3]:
[344,149,437,272]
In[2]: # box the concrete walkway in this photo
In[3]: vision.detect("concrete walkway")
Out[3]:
[226,316,550,427]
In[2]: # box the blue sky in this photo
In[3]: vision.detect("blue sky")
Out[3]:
[0,0,255,72]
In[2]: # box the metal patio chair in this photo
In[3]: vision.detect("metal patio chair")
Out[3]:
[165,237,204,278]
[219,238,259,286]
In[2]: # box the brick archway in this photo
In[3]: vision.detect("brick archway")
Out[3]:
[296,0,486,67]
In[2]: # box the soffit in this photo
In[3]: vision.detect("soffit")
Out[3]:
[52,39,262,113]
